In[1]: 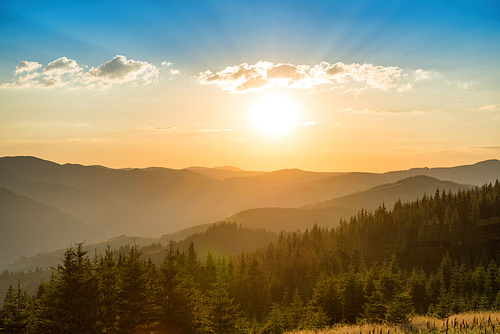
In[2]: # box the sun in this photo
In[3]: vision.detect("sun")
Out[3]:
[249,95,300,135]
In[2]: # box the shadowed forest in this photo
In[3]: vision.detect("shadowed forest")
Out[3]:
[1,181,500,333]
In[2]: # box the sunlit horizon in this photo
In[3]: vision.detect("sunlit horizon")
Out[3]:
[0,1,499,173]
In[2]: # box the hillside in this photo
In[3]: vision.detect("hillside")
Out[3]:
[226,176,470,232]
[305,175,470,210]
[0,188,104,264]
[185,166,266,180]
[4,180,500,334]
[0,156,499,267]
[225,207,358,233]
[0,222,277,272]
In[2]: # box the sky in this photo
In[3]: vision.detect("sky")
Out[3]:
[0,0,499,172]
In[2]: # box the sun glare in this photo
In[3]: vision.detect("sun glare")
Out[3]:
[249,95,300,135]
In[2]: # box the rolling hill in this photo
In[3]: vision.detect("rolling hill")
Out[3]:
[226,176,471,233]
[0,188,104,264]
[0,155,498,266]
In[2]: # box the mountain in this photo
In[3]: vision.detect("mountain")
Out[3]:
[186,166,266,180]
[0,155,499,266]
[225,206,358,233]
[0,222,277,272]
[171,222,278,259]
[385,159,500,186]
[0,188,104,264]
[305,175,470,210]
[226,176,470,233]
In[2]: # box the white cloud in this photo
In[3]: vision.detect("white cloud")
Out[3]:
[1,55,172,89]
[44,57,82,74]
[86,55,159,85]
[413,68,431,81]
[479,105,498,110]
[470,145,500,150]
[197,61,423,94]
[346,107,390,114]
[170,69,181,76]
[397,83,414,92]
[446,80,477,90]
[15,61,42,74]
[139,126,176,131]
[63,137,110,142]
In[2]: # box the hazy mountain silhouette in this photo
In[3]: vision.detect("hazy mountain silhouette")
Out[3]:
[185,166,266,180]
[304,175,470,210]
[0,222,277,271]
[0,155,498,266]
[224,206,358,233]
[385,159,500,186]
[226,176,470,233]
[0,188,104,264]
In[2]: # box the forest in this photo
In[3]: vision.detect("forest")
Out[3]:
[1,180,500,334]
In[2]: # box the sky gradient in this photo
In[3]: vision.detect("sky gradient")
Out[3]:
[1,0,499,172]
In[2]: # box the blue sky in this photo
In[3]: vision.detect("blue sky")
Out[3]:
[2,0,499,70]
[0,0,499,171]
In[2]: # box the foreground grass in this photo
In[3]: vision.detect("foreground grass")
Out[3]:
[289,312,500,334]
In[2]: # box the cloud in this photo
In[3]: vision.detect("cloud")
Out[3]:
[346,107,390,114]
[479,105,498,110]
[44,57,82,74]
[197,61,422,93]
[170,69,181,76]
[397,83,413,92]
[1,55,175,89]
[86,55,159,85]
[139,126,176,131]
[15,61,42,74]
[446,80,477,89]
[63,137,110,142]
[414,68,431,81]
[471,145,500,150]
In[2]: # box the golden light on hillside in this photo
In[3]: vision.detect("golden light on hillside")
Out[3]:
[249,95,300,135]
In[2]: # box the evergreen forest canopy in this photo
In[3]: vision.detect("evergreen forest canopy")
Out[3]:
[1,181,500,334]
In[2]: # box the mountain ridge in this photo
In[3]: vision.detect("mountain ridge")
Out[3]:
[1,155,499,267]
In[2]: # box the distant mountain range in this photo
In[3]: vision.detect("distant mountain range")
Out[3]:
[1,156,499,266]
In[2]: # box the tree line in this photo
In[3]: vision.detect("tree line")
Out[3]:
[1,181,500,333]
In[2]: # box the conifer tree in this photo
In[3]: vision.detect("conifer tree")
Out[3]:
[0,280,32,334]
[116,245,152,333]
[156,241,197,334]
[95,245,119,333]
[35,243,99,334]
[202,262,240,334]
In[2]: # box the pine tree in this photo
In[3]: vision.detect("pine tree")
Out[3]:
[35,243,99,334]
[95,245,119,333]
[156,241,198,334]
[202,262,240,334]
[116,245,152,333]
[0,280,32,334]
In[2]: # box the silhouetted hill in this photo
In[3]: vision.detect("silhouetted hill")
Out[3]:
[225,207,358,233]
[0,222,276,271]
[305,175,470,210]
[174,222,278,259]
[226,176,470,233]
[1,156,499,267]
[0,156,123,189]
[0,173,142,235]
[0,188,104,264]
[186,166,265,180]
[386,159,500,186]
